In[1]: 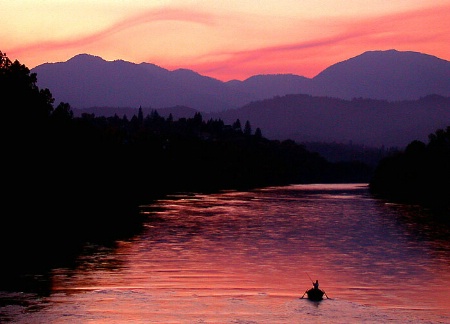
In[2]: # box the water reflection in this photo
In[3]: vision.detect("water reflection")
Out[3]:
[2,183,450,323]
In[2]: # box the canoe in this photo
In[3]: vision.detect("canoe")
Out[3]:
[306,288,325,301]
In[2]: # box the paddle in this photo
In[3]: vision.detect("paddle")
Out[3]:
[323,290,331,299]
[306,272,314,285]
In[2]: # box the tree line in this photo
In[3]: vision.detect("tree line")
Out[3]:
[369,126,450,219]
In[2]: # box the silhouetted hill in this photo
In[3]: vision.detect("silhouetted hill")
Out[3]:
[32,50,450,112]
[310,50,450,100]
[207,94,450,148]
[32,54,255,112]
[226,74,311,99]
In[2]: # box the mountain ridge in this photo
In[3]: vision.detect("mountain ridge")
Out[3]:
[310,49,450,100]
[32,49,450,112]
[206,93,450,148]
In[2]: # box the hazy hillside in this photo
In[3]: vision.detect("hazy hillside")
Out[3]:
[207,94,450,148]
[32,50,450,112]
[226,74,311,100]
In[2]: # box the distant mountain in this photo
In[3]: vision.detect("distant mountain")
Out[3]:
[309,50,450,100]
[32,50,450,112]
[207,94,450,148]
[226,74,311,100]
[32,54,255,113]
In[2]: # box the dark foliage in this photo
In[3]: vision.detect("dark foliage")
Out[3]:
[1,52,371,277]
[302,141,399,168]
[369,126,450,219]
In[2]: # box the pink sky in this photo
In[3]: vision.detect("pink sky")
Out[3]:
[2,1,449,81]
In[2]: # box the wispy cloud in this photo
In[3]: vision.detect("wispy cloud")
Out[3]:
[173,5,450,79]
[9,7,216,61]
[6,2,449,80]
[179,4,450,80]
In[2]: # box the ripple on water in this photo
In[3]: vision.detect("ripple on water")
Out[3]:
[2,184,450,323]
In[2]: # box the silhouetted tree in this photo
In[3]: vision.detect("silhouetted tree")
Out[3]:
[193,112,203,124]
[244,120,252,136]
[150,109,160,120]
[167,113,173,123]
[137,106,144,124]
[255,127,262,139]
[232,119,242,132]
[51,102,74,121]
[1,51,54,123]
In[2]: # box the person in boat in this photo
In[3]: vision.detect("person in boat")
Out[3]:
[313,280,319,290]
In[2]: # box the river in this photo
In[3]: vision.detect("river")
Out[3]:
[1,183,450,323]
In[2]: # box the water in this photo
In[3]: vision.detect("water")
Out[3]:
[2,183,450,323]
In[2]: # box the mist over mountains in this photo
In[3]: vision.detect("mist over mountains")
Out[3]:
[31,49,450,149]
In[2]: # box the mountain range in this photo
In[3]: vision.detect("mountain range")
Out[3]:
[31,49,450,149]
[32,49,450,112]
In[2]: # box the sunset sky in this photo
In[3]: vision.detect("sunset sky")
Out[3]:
[3,0,450,81]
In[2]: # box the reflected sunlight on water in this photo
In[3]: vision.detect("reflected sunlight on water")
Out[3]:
[2,183,450,323]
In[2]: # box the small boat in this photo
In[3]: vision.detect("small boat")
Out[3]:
[301,276,329,301]
[305,287,325,301]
